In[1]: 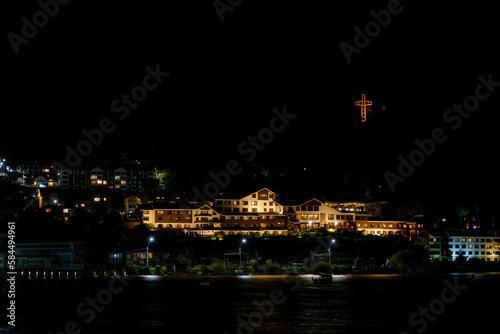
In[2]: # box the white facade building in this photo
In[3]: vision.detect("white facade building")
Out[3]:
[448,232,500,262]
[284,198,356,229]
[214,188,283,214]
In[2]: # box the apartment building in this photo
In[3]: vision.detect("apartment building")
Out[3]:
[283,198,358,230]
[56,163,156,191]
[416,229,449,261]
[140,189,289,236]
[214,188,283,214]
[140,203,222,229]
[356,219,422,241]
[448,231,500,262]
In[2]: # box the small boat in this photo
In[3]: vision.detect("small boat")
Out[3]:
[312,273,333,284]
[200,277,214,286]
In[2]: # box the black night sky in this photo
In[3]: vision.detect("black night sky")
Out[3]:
[1,1,499,217]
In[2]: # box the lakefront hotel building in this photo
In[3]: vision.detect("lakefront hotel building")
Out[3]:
[140,189,289,237]
[282,198,363,230]
[140,189,419,238]
[356,219,422,241]
[448,231,500,262]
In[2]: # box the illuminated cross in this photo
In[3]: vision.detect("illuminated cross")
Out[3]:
[355,94,372,123]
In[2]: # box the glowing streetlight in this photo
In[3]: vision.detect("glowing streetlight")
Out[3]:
[239,238,246,267]
[328,239,336,265]
[146,237,154,267]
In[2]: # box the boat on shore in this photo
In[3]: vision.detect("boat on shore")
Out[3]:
[312,273,333,284]
[200,277,214,286]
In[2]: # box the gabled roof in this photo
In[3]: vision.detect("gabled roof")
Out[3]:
[300,198,323,206]
[418,229,448,238]
[216,188,278,200]
[192,204,215,211]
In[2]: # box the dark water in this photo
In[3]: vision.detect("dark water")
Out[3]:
[4,273,500,334]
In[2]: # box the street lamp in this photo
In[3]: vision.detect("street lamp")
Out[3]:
[146,237,154,267]
[239,238,246,267]
[328,239,336,265]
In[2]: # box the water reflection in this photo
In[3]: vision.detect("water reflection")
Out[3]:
[8,273,500,334]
